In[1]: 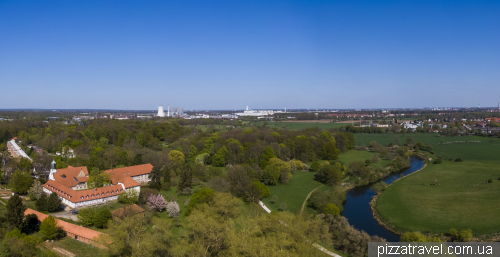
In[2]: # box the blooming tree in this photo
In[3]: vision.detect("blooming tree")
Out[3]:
[166,201,180,218]
[147,194,167,212]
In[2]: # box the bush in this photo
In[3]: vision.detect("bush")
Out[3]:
[433,156,443,164]
[487,179,493,183]
[270,195,278,204]
[279,202,287,211]
[308,188,346,212]
[118,189,139,204]
[371,181,388,193]
[137,188,159,207]
[166,201,180,218]
[455,158,463,162]
[78,208,112,228]
[147,194,168,212]
[185,188,216,215]
[324,203,340,215]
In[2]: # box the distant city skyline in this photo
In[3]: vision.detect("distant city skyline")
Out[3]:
[1,0,499,110]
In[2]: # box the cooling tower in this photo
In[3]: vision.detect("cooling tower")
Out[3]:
[157,106,165,117]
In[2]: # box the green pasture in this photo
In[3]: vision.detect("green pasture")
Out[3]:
[375,160,500,236]
[355,133,488,146]
[337,150,392,168]
[356,133,500,161]
[262,121,347,131]
[51,237,107,257]
[261,170,324,214]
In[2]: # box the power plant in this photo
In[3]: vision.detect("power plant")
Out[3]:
[157,106,165,117]
[157,105,184,117]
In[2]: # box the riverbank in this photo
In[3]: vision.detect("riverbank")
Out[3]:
[374,160,500,238]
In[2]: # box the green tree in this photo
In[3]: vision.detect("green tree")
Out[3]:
[133,154,144,165]
[458,229,472,242]
[77,208,96,227]
[40,216,63,240]
[177,168,193,195]
[9,170,33,194]
[149,165,162,190]
[185,188,216,215]
[7,194,26,230]
[213,146,228,167]
[93,209,112,228]
[47,193,62,212]
[263,165,280,186]
[324,203,340,215]
[314,164,342,186]
[259,146,276,168]
[35,194,48,212]
[168,150,185,168]
[188,145,199,162]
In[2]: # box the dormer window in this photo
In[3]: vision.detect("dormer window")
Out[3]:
[81,197,83,199]
[61,174,66,179]
[96,193,99,197]
[86,196,89,199]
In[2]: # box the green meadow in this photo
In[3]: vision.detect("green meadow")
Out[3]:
[375,160,500,235]
[261,170,324,214]
[263,121,347,131]
[336,150,392,168]
[356,133,500,161]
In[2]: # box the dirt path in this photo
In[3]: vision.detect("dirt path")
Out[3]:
[299,185,324,216]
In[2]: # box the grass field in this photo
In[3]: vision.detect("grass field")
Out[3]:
[356,133,500,161]
[337,150,392,168]
[375,160,500,235]
[262,121,347,131]
[51,237,107,257]
[261,170,324,214]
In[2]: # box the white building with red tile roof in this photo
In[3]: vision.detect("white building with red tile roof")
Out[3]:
[25,208,109,247]
[44,161,151,208]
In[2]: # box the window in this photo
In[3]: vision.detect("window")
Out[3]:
[96,193,99,197]
[86,196,88,199]
[81,197,83,199]
[92,195,94,198]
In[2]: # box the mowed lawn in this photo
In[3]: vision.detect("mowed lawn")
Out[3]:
[262,170,324,214]
[375,160,500,235]
[337,150,392,168]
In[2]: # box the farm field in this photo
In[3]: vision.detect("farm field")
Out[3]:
[262,121,347,130]
[356,133,500,161]
[375,160,500,236]
[337,150,392,168]
[261,170,324,214]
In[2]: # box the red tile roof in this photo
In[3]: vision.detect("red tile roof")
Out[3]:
[111,204,145,219]
[53,166,89,188]
[117,176,140,188]
[105,164,153,185]
[24,208,107,241]
[44,180,124,203]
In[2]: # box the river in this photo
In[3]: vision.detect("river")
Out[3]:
[341,157,425,242]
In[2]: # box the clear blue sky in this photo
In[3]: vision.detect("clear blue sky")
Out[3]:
[1,0,499,110]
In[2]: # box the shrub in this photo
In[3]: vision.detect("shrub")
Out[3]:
[487,179,493,183]
[290,159,304,170]
[166,201,180,218]
[118,189,139,204]
[458,229,472,242]
[147,194,168,212]
[308,188,346,212]
[279,202,287,211]
[433,156,443,164]
[185,188,216,215]
[324,203,340,215]
[137,188,159,207]
[371,181,388,193]
[270,195,278,204]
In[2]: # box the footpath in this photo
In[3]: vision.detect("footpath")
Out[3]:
[258,200,341,257]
